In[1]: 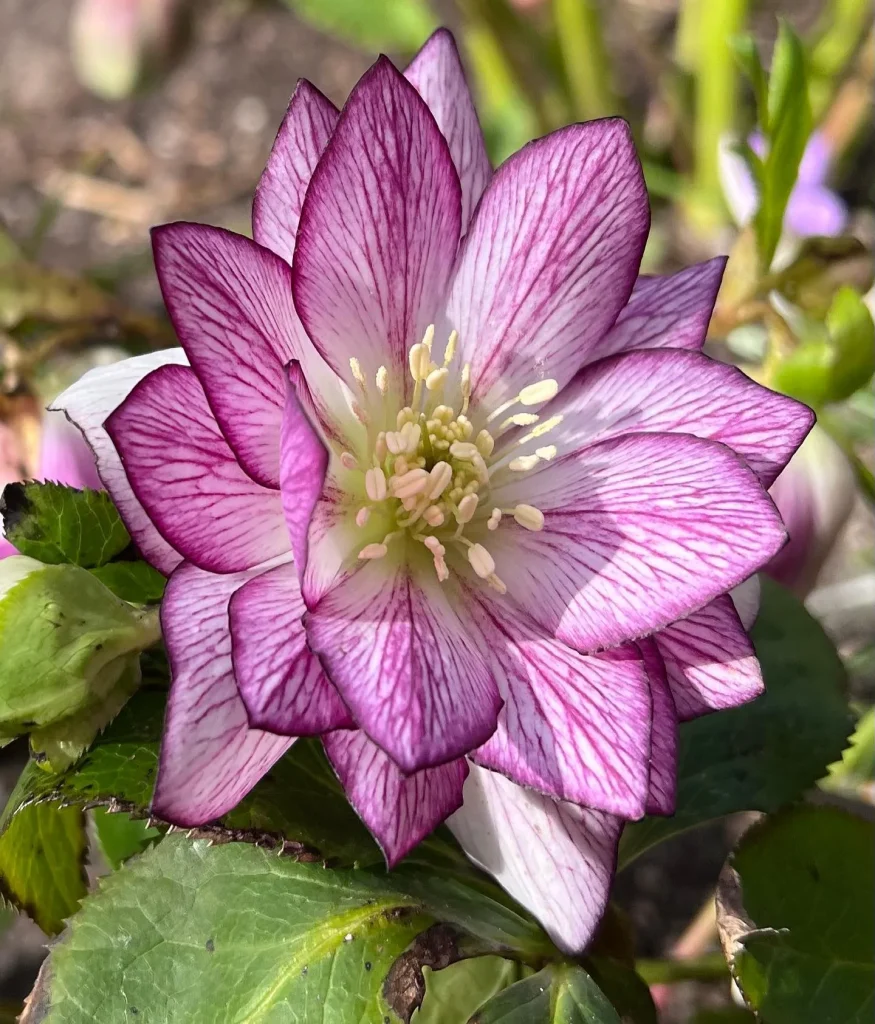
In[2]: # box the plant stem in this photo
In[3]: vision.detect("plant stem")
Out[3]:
[636,951,730,986]
[552,0,619,121]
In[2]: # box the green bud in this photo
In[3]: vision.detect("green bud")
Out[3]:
[0,558,160,767]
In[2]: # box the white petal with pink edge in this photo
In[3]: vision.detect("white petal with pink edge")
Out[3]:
[545,348,814,487]
[106,364,289,575]
[444,119,648,413]
[469,595,652,818]
[229,560,352,735]
[324,730,468,867]
[488,431,787,652]
[596,257,727,358]
[152,561,293,826]
[305,558,501,773]
[448,765,623,954]
[252,79,338,266]
[654,594,763,721]
[293,57,461,389]
[404,28,491,231]
[49,349,188,576]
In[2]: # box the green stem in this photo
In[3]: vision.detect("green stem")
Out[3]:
[689,0,750,229]
[636,951,730,986]
[809,0,873,120]
[552,0,619,120]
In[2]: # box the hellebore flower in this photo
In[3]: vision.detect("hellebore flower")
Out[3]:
[719,131,848,241]
[54,31,813,951]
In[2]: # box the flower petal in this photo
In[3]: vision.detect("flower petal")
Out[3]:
[469,596,652,818]
[730,575,760,631]
[229,560,352,734]
[489,431,787,652]
[445,119,648,411]
[547,348,814,487]
[718,136,758,228]
[785,184,848,239]
[152,561,293,826]
[152,223,305,488]
[293,56,462,387]
[654,594,762,721]
[49,350,188,575]
[279,364,328,575]
[305,559,501,773]
[596,257,726,358]
[404,29,491,230]
[38,410,103,491]
[105,364,288,574]
[638,638,677,815]
[252,79,338,266]
[324,730,468,866]
[448,764,623,954]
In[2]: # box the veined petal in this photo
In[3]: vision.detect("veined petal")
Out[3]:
[596,257,727,358]
[638,638,677,815]
[153,223,304,488]
[152,561,293,826]
[293,57,462,387]
[489,432,787,652]
[547,349,814,487]
[105,364,289,574]
[404,29,491,231]
[730,575,760,630]
[305,558,501,773]
[654,594,763,721]
[252,79,338,266]
[280,364,328,574]
[49,350,188,575]
[229,560,352,734]
[469,596,652,818]
[324,730,468,866]
[449,765,623,954]
[445,119,648,412]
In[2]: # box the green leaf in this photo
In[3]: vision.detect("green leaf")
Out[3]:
[33,835,545,1023]
[717,805,875,1023]
[92,808,160,870]
[0,482,130,567]
[472,963,622,1022]
[89,561,166,604]
[0,562,159,756]
[0,801,87,934]
[620,578,853,865]
[731,34,768,122]
[755,22,812,268]
[414,957,531,1023]
[282,0,435,51]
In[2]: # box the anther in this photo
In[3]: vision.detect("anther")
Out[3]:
[409,344,429,382]
[449,441,479,460]
[426,462,453,500]
[423,504,445,527]
[355,507,371,528]
[476,430,495,457]
[519,379,559,406]
[352,401,370,426]
[456,494,479,524]
[461,364,472,414]
[530,415,563,438]
[391,468,429,500]
[376,366,389,396]
[487,573,508,594]
[425,367,448,391]
[349,357,368,391]
[500,413,539,429]
[487,508,502,530]
[340,451,358,470]
[513,504,545,531]
[385,431,405,456]
[535,445,557,460]
[467,543,496,579]
[365,467,387,501]
[443,330,458,366]
[359,543,387,560]
[509,454,541,472]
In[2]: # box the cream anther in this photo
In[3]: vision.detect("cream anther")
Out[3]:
[391,468,429,500]
[376,366,389,395]
[487,508,502,530]
[456,494,479,524]
[349,357,368,391]
[359,543,387,560]
[500,413,539,429]
[487,574,507,594]
[519,379,559,406]
[423,535,444,554]
[449,441,479,460]
[365,467,387,501]
[476,430,495,457]
[513,504,545,531]
[535,445,557,461]
[408,344,430,382]
[467,543,496,579]
[423,505,445,527]
[426,461,453,499]
[385,431,405,456]
[509,454,541,472]
[340,451,358,470]
[355,507,371,528]
[443,330,458,366]
[426,367,449,391]
[529,415,563,438]
[422,323,435,352]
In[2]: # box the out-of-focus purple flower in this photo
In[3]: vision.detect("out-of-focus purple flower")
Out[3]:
[0,410,103,559]
[56,30,813,952]
[719,131,848,239]
[766,425,856,596]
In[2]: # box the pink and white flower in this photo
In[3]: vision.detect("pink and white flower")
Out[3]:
[53,30,813,952]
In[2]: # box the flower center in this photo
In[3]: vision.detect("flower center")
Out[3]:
[342,325,561,592]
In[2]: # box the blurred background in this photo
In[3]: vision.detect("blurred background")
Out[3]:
[0,0,872,1020]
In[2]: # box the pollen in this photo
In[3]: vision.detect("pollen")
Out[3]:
[349,324,562,589]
